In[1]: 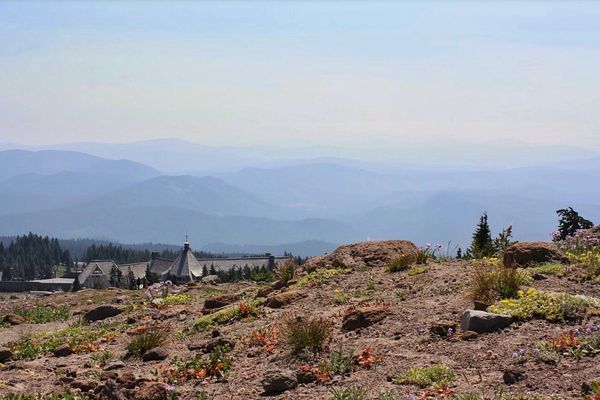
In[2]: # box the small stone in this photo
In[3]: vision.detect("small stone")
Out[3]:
[52,345,73,358]
[262,369,298,394]
[203,294,239,310]
[104,361,126,371]
[211,329,221,338]
[461,331,479,341]
[70,379,97,392]
[2,314,25,326]
[429,320,457,337]
[142,347,168,362]
[503,367,527,385]
[0,347,13,362]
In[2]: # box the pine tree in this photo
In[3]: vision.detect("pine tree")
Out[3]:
[72,275,82,292]
[493,225,516,253]
[556,207,594,240]
[467,212,495,259]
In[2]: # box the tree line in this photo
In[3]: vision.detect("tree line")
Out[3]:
[0,233,73,281]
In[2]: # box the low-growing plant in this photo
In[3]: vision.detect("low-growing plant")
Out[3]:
[394,364,456,388]
[529,262,568,277]
[159,345,231,383]
[162,293,193,306]
[89,350,113,366]
[408,265,430,276]
[192,299,263,332]
[537,326,600,359]
[293,268,352,287]
[281,314,333,354]
[248,326,279,353]
[127,323,169,356]
[584,382,600,400]
[8,304,70,324]
[489,288,600,322]
[8,321,122,360]
[386,254,415,272]
[323,345,354,375]
[377,391,402,400]
[330,387,368,400]
[275,258,298,285]
[331,289,350,305]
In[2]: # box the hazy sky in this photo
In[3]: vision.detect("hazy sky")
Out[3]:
[1,1,599,149]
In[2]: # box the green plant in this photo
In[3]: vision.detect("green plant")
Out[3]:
[90,350,113,365]
[330,387,368,400]
[331,289,350,305]
[468,259,530,304]
[408,265,430,276]
[394,364,456,388]
[162,293,193,306]
[293,268,352,287]
[282,314,332,354]
[161,345,231,383]
[192,299,263,332]
[275,258,298,285]
[489,288,600,322]
[377,391,402,400]
[466,212,495,259]
[323,345,354,375]
[127,323,169,356]
[556,207,593,241]
[386,254,415,272]
[529,262,568,277]
[9,304,70,324]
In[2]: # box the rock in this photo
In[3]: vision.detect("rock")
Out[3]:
[429,320,457,337]
[296,368,317,384]
[461,331,479,341]
[142,347,168,362]
[71,379,98,392]
[84,305,123,322]
[503,242,568,268]
[203,294,239,310]
[304,240,418,270]
[256,286,274,298]
[503,367,527,385]
[125,381,170,400]
[342,306,389,331]
[460,310,513,333]
[2,314,25,326]
[0,347,13,362]
[201,275,221,285]
[52,345,73,357]
[104,361,126,371]
[188,338,235,353]
[265,290,305,308]
[262,369,298,394]
[211,329,221,338]
[111,296,127,304]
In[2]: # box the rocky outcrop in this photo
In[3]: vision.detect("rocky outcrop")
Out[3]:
[201,275,221,285]
[503,242,567,268]
[203,294,239,310]
[460,310,513,333]
[304,240,418,270]
[84,305,123,322]
[265,290,305,308]
[342,306,389,331]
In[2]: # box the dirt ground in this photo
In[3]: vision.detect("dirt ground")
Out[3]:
[1,259,599,400]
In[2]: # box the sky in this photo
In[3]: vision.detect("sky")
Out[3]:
[1,1,599,150]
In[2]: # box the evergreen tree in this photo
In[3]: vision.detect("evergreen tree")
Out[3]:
[493,225,516,253]
[127,267,136,290]
[467,212,495,259]
[72,275,81,292]
[556,207,594,240]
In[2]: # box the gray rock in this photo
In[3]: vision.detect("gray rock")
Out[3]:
[104,361,126,371]
[0,347,13,362]
[460,310,513,333]
[84,305,123,322]
[201,275,221,285]
[142,347,168,362]
[52,345,73,357]
[262,369,298,394]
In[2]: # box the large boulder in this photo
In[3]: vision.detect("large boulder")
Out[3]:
[503,242,567,268]
[84,305,123,322]
[0,347,13,362]
[262,369,298,394]
[460,310,513,333]
[304,240,418,270]
[201,275,221,285]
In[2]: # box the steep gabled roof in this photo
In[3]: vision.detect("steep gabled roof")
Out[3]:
[162,242,203,280]
[78,260,118,284]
